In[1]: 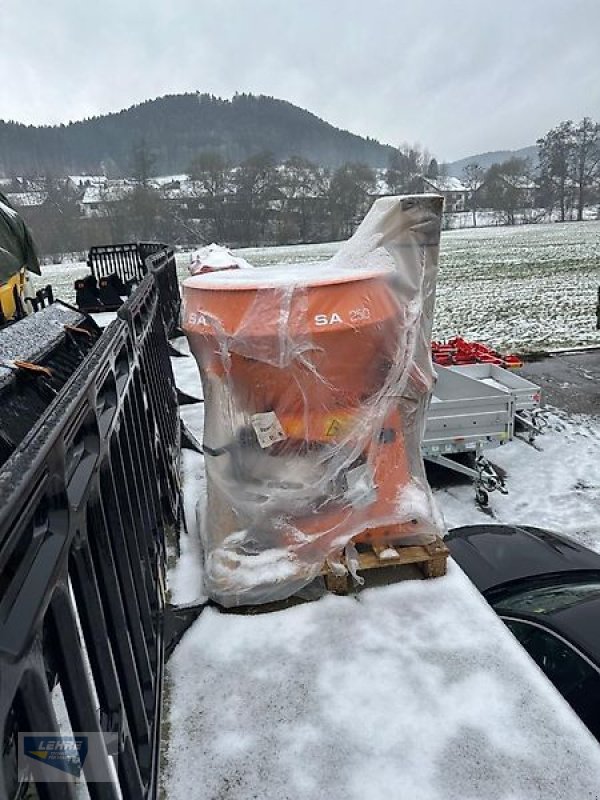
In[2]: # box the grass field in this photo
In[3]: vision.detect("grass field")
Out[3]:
[42,219,600,352]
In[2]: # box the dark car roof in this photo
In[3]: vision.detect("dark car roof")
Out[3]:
[446,524,600,595]
[447,524,600,665]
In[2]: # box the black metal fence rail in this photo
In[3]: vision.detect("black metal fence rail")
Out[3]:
[0,255,180,799]
[87,243,142,285]
[77,242,172,313]
[145,246,180,337]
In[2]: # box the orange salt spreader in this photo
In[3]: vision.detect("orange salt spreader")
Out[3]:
[182,262,431,557]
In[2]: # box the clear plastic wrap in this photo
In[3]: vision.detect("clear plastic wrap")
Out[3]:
[182,194,445,606]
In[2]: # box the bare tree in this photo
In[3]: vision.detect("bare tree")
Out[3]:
[233,152,282,245]
[386,144,426,194]
[328,163,375,239]
[462,163,485,227]
[537,121,574,221]
[279,156,327,242]
[572,117,600,221]
[189,150,231,240]
[28,176,83,257]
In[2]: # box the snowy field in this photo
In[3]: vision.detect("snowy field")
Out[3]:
[43,219,600,352]
[163,337,600,800]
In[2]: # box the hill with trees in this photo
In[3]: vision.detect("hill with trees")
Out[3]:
[0,93,395,177]
[6,109,598,258]
[446,145,538,177]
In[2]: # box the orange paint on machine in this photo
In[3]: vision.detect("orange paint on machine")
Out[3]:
[182,264,427,552]
[180,196,445,604]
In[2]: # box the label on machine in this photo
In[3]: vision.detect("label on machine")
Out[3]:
[251,411,288,449]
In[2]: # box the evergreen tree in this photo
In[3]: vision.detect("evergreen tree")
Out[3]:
[482,158,532,225]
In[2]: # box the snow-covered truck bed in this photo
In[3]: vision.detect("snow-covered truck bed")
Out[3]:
[165,340,600,800]
[163,564,600,800]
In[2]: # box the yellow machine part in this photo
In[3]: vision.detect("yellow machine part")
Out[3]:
[0,269,26,320]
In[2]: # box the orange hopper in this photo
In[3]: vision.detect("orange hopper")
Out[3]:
[183,263,428,555]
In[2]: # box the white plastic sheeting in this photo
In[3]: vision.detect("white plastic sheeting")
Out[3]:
[182,195,445,606]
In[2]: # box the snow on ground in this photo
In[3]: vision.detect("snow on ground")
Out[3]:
[169,446,207,605]
[170,336,203,404]
[432,220,600,352]
[39,258,89,301]
[168,336,207,606]
[437,410,600,553]
[27,221,600,797]
[443,206,600,230]
[165,343,600,800]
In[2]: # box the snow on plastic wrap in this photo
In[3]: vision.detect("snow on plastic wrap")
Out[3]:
[189,243,254,275]
[182,195,445,606]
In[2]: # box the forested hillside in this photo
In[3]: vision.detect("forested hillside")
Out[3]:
[0,93,394,176]
[447,146,538,176]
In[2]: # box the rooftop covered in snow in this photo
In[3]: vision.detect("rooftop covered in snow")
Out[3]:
[4,191,48,207]
[423,176,470,193]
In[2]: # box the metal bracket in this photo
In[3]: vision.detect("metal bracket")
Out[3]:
[181,420,203,453]
[169,326,185,341]
[425,451,507,506]
[168,342,187,358]
[515,409,548,445]
[163,602,207,661]
[177,387,202,406]
[426,452,479,481]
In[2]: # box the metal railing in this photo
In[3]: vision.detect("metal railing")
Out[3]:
[0,249,180,799]
[144,247,181,337]
[76,242,173,315]
[88,243,161,285]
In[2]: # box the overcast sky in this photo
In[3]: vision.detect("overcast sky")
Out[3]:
[2,0,599,161]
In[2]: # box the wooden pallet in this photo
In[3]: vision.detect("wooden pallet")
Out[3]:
[323,536,449,594]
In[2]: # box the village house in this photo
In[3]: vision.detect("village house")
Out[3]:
[421,176,471,211]
[79,181,135,217]
[67,175,107,192]
[497,175,538,207]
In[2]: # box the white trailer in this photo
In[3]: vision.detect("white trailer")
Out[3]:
[422,364,542,504]
[447,362,544,441]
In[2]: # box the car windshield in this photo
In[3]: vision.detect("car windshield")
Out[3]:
[494,581,600,615]
[501,619,600,741]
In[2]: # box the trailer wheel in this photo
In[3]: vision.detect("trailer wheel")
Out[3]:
[475,488,489,507]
